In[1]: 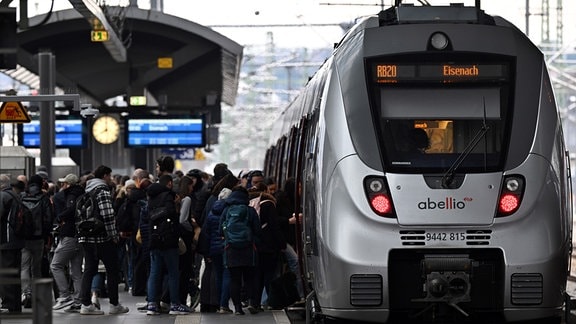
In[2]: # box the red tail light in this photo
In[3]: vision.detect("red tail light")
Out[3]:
[364,177,396,218]
[496,175,525,217]
[371,194,393,214]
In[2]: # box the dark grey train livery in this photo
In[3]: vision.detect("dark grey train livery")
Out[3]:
[264,1,573,323]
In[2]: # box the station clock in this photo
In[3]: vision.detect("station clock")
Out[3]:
[92,115,120,144]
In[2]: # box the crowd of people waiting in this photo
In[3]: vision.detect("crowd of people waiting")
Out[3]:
[0,156,305,316]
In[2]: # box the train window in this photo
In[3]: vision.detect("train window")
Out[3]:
[381,117,503,172]
[380,88,500,119]
[377,84,507,172]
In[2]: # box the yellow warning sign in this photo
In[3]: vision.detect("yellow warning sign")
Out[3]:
[0,101,31,123]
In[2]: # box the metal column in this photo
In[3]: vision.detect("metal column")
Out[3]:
[38,50,55,177]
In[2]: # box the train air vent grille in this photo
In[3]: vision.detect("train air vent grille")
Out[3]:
[511,273,543,305]
[465,230,492,245]
[399,230,426,245]
[350,274,382,306]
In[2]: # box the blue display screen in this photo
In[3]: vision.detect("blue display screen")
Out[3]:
[18,119,85,148]
[125,117,205,147]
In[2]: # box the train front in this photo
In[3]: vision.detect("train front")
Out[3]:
[310,4,572,324]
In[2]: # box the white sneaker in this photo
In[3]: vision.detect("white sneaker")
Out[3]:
[80,303,104,315]
[109,303,129,314]
[53,297,74,310]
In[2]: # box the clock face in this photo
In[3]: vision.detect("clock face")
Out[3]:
[92,116,120,144]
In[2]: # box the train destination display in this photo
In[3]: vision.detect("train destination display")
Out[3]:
[126,117,204,147]
[19,119,85,148]
[373,63,509,83]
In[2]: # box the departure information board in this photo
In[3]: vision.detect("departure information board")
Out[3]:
[126,117,205,147]
[372,63,509,83]
[18,119,85,148]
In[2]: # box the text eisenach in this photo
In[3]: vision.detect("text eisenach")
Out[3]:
[443,65,479,77]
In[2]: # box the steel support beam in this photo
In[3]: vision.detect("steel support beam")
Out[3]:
[68,0,127,62]
[0,94,81,110]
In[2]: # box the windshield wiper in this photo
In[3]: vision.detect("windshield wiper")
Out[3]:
[441,98,490,189]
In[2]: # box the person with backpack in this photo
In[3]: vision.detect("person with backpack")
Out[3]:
[0,175,26,313]
[50,173,85,311]
[20,174,54,309]
[248,182,287,311]
[199,171,238,314]
[145,175,191,315]
[77,166,129,315]
[219,186,262,315]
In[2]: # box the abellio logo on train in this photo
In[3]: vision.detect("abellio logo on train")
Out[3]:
[417,197,473,210]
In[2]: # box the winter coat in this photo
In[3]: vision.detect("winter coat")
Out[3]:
[125,187,147,234]
[256,193,286,254]
[205,199,226,257]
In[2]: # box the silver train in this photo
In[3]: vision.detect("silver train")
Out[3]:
[264,1,573,323]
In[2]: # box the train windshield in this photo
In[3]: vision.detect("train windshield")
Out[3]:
[367,57,513,173]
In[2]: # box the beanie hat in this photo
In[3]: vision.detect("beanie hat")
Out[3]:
[29,174,44,186]
[213,163,229,183]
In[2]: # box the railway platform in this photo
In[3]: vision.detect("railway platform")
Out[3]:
[0,282,295,324]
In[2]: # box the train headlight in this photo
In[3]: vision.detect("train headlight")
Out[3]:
[430,32,449,50]
[368,179,384,192]
[496,175,525,217]
[364,176,396,218]
[506,178,520,192]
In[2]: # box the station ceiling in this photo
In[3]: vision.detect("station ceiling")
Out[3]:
[9,6,243,122]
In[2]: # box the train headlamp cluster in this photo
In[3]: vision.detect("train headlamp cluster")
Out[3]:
[364,177,395,217]
[496,175,525,217]
[430,32,450,50]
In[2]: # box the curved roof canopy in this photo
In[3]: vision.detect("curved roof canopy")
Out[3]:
[13,6,242,121]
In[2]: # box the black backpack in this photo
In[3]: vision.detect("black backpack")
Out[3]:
[1,191,25,243]
[75,187,106,237]
[21,194,46,239]
[149,192,179,249]
[116,199,134,234]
